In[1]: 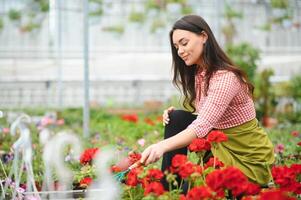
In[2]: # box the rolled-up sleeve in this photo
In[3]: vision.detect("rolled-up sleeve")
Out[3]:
[187,71,242,138]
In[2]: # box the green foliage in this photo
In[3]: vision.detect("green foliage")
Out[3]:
[255,23,272,32]
[150,19,166,33]
[89,0,103,3]
[288,75,301,102]
[254,69,276,119]
[128,11,146,23]
[0,18,3,31]
[224,4,243,19]
[89,0,103,17]
[38,0,50,12]
[146,0,166,10]
[20,22,41,33]
[225,42,260,82]
[181,6,193,15]
[167,0,187,4]
[8,9,21,21]
[270,0,289,9]
[102,24,125,34]
[222,4,243,45]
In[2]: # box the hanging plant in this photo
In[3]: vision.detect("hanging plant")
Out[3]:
[0,18,3,31]
[181,5,193,14]
[167,0,187,4]
[39,0,50,12]
[270,0,289,9]
[8,9,22,21]
[146,0,166,11]
[19,21,41,33]
[255,23,272,32]
[128,10,146,24]
[224,4,243,19]
[89,0,103,17]
[102,24,124,34]
[222,4,243,45]
[150,18,166,33]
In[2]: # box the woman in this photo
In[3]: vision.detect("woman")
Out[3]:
[140,15,275,188]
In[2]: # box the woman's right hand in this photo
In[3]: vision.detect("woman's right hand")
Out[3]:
[162,106,175,126]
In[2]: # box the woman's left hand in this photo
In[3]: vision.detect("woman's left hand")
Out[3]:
[140,143,165,166]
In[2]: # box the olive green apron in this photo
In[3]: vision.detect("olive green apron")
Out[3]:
[212,119,275,186]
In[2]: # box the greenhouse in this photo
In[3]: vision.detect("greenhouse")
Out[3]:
[0,0,301,199]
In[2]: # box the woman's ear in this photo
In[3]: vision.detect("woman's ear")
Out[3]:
[201,31,208,44]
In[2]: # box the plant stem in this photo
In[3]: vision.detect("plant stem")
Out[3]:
[128,189,133,200]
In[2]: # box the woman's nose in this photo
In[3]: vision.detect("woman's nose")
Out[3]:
[178,47,184,56]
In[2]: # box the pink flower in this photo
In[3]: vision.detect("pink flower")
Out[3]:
[2,127,9,134]
[56,119,65,126]
[137,138,145,147]
[41,117,55,126]
[275,144,285,154]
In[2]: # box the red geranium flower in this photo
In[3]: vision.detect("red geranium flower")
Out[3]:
[121,114,138,123]
[206,166,256,198]
[128,152,142,165]
[205,169,225,198]
[186,186,213,200]
[179,194,187,200]
[144,182,165,197]
[272,165,301,194]
[144,118,155,126]
[207,130,228,143]
[171,154,187,169]
[297,141,301,146]
[146,169,164,181]
[178,162,202,179]
[126,168,139,187]
[79,177,93,188]
[80,148,99,165]
[259,189,296,200]
[244,182,261,196]
[110,165,122,173]
[188,138,211,152]
[204,157,224,169]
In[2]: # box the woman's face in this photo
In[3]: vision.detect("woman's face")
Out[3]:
[172,29,207,66]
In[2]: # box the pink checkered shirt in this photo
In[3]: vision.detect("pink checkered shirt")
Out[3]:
[187,69,256,138]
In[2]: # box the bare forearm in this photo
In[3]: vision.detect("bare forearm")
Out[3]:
[158,128,197,153]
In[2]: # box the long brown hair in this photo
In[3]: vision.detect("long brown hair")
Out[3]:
[169,15,254,112]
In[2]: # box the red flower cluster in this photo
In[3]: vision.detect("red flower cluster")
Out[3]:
[206,167,260,197]
[121,114,138,123]
[291,130,299,137]
[171,154,187,169]
[170,155,202,179]
[79,177,93,188]
[128,152,142,165]
[178,162,202,179]
[146,169,164,182]
[125,167,165,197]
[204,157,224,169]
[126,168,141,187]
[79,148,99,165]
[144,118,155,126]
[184,186,213,200]
[188,138,211,152]
[272,164,301,194]
[144,182,165,197]
[207,130,228,143]
[259,189,297,200]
